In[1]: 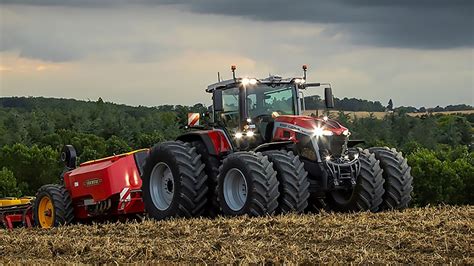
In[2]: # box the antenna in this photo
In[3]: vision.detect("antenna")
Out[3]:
[231,65,236,81]
[302,64,307,80]
[217,72,221,82]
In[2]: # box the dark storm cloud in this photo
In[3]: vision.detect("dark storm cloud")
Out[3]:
[179,0,474,49]
[1,0,473,49]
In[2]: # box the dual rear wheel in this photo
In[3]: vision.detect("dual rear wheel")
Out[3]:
[142,142,311,219]
[216,151,311,216]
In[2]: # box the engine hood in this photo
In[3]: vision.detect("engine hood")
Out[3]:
[274,115,348,136]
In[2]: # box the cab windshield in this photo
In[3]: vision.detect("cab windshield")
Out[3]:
[246,84,297,118]
[216,83,297,138]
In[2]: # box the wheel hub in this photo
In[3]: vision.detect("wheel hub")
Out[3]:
[223,168,248,211]
[38,196,54,228]
[150,162,175,210]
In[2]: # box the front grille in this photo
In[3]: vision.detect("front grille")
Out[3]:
[318,135,346,157]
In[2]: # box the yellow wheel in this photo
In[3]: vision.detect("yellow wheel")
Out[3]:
[33,184,74,228]
[37,196,54,228]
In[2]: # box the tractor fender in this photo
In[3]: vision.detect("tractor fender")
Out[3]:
[253,141,294,153]
[177,130,232,156]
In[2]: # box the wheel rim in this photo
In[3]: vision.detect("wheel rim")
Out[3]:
[223,168,248,211]
[38,196,54,228]
[150,162,175,210]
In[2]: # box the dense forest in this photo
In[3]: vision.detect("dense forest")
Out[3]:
[304,95,473,113]
[0,96,472,205]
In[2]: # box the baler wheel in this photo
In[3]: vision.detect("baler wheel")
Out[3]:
[217,151,279,216]
[142,141,208,220]
[368,147,413,210]
[33,184,74,228]
[263,150,310,213]
[326,148,385,212]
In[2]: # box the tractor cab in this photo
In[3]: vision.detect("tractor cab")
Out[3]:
[207,65,334,149]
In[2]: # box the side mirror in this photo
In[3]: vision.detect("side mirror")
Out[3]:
[324,87,334,109]
[213,90,223,112]
[299,91,306,111]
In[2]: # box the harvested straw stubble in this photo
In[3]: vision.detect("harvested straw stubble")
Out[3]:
[0,206,472,264]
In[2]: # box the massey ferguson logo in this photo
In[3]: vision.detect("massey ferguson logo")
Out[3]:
[276,122,311,135]
[84,178,102,187]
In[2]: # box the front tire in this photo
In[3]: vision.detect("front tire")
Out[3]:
[369,147,413,210]
[217,152,279,216]
[326,149,384,212]
[142,141,208,220]
[33,184,74,228]
[263,150,310,213]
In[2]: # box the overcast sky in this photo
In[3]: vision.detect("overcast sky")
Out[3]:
[0,0,473,107]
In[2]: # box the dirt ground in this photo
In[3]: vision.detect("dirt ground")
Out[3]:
[1,206,472,264]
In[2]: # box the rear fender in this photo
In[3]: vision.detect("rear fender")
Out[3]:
[177,130,232,156]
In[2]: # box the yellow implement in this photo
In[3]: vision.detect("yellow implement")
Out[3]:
[0,197,34,207]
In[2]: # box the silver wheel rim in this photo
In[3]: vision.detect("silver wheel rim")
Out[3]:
[223,168,248,211]
[150,162,174,210]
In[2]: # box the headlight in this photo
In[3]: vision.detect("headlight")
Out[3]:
[246,131,254,137]
[241,78,257,85]
[235,132,243,139]
[294,78,305,84]
[343,129,350,136]
[313,126,334,137]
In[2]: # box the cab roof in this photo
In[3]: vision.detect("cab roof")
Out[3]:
[206,75,302,93]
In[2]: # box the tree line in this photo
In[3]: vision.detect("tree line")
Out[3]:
[304,95,473,113]
[0,96,472,205]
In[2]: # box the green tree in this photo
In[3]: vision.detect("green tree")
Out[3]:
[407,147,471,205]
[0,144,61,195]
[0,167,21,197]
[106,135,131,155]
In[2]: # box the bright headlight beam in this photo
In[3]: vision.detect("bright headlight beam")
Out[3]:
[241,78,257,86]
[313,126,334,137]
[294,78,306,84]
[246,131,254,137]
[235,132,243,139]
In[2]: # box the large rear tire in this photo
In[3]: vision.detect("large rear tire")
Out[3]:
[33,184,74,228]
[326,149,384,212]
[191,140,221,217]
[217,152,279,216]
[369,147,413,210]
[263,150,310,213]
[142,141,208,220]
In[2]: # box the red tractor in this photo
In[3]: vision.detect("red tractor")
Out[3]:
[31,65,413,228]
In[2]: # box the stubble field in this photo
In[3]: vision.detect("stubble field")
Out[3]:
[0,206,472,264]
